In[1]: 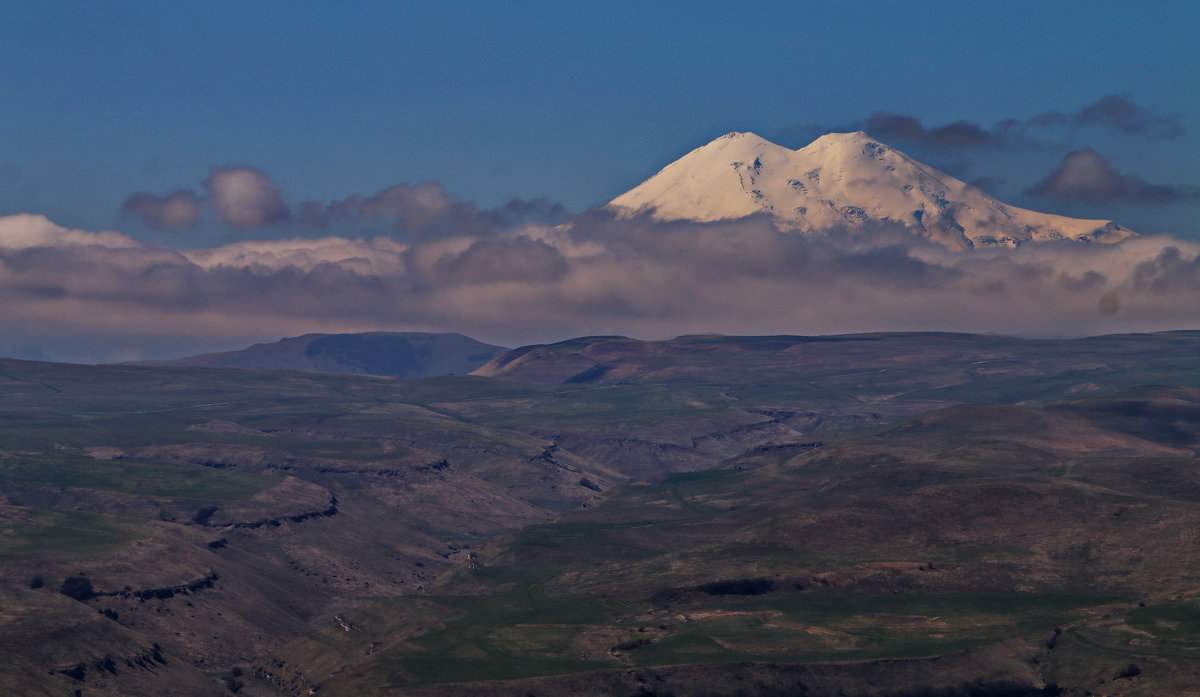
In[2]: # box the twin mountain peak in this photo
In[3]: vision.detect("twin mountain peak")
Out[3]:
[607,130,1135,249]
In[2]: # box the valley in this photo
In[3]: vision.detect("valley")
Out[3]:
[0,331,1198,696]
[283,386,1200,696]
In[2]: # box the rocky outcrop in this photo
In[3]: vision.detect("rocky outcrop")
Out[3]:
[188,495,338,529]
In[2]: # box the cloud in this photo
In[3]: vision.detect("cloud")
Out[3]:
[0,209,1196,363]
[784,95,1186,150]
[0,213,140,250]
[321,181,454,228]
[313,181,567,236]
[967,175,1006,193]
[121,189,203,230]
[183,236,409,274]
[432,236,569,284]
[1026,148,1200,204]
[862,113,998,148]
[203,167,290,228]
[1022,95,1186,139]
[122,171,567,237]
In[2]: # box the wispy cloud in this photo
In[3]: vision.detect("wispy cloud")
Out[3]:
[310,181,565,236]
[784,95,1186,149]
[1020,95,1186,139]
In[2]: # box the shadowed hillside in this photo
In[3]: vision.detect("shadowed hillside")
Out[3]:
[136,331,508,379]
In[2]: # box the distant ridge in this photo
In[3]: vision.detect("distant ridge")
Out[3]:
[609,131,1136,249]
[134,332,509,379]
[471,330,1200,385]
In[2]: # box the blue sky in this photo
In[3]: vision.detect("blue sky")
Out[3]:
[0,1,1197,361]
[2,1,1198,241]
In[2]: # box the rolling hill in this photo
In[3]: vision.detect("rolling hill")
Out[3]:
[134,331,509,379]
[3,330,1199,696]
[276,386,1200,696]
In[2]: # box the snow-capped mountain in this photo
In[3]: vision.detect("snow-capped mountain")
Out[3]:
[609,131,1136,249]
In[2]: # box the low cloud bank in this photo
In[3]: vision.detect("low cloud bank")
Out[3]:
[0,212,1196,363]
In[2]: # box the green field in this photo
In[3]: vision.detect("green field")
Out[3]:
[0,452,275,500]
[0,509,144,556]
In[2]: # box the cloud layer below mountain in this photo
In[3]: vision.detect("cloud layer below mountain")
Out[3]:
[0,210,1196,363]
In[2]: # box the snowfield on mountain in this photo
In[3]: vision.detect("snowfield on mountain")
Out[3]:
[609,131,1137,249]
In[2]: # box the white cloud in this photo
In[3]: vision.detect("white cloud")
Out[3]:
[0,213,141,250]
[204,167,290,228]
[183,236,409,274]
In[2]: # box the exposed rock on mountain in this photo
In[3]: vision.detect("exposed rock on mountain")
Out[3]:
[609,131,1136,249]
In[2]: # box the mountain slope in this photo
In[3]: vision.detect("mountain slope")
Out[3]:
[609,131,1136,249]
[136,332,508,379]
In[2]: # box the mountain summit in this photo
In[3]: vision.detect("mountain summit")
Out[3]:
[609,131,1136,249]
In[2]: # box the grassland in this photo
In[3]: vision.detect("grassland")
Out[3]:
[2,332,1200,696]
[278,385,1200,696]
[0,452,275,500]
[0,509,145,557]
